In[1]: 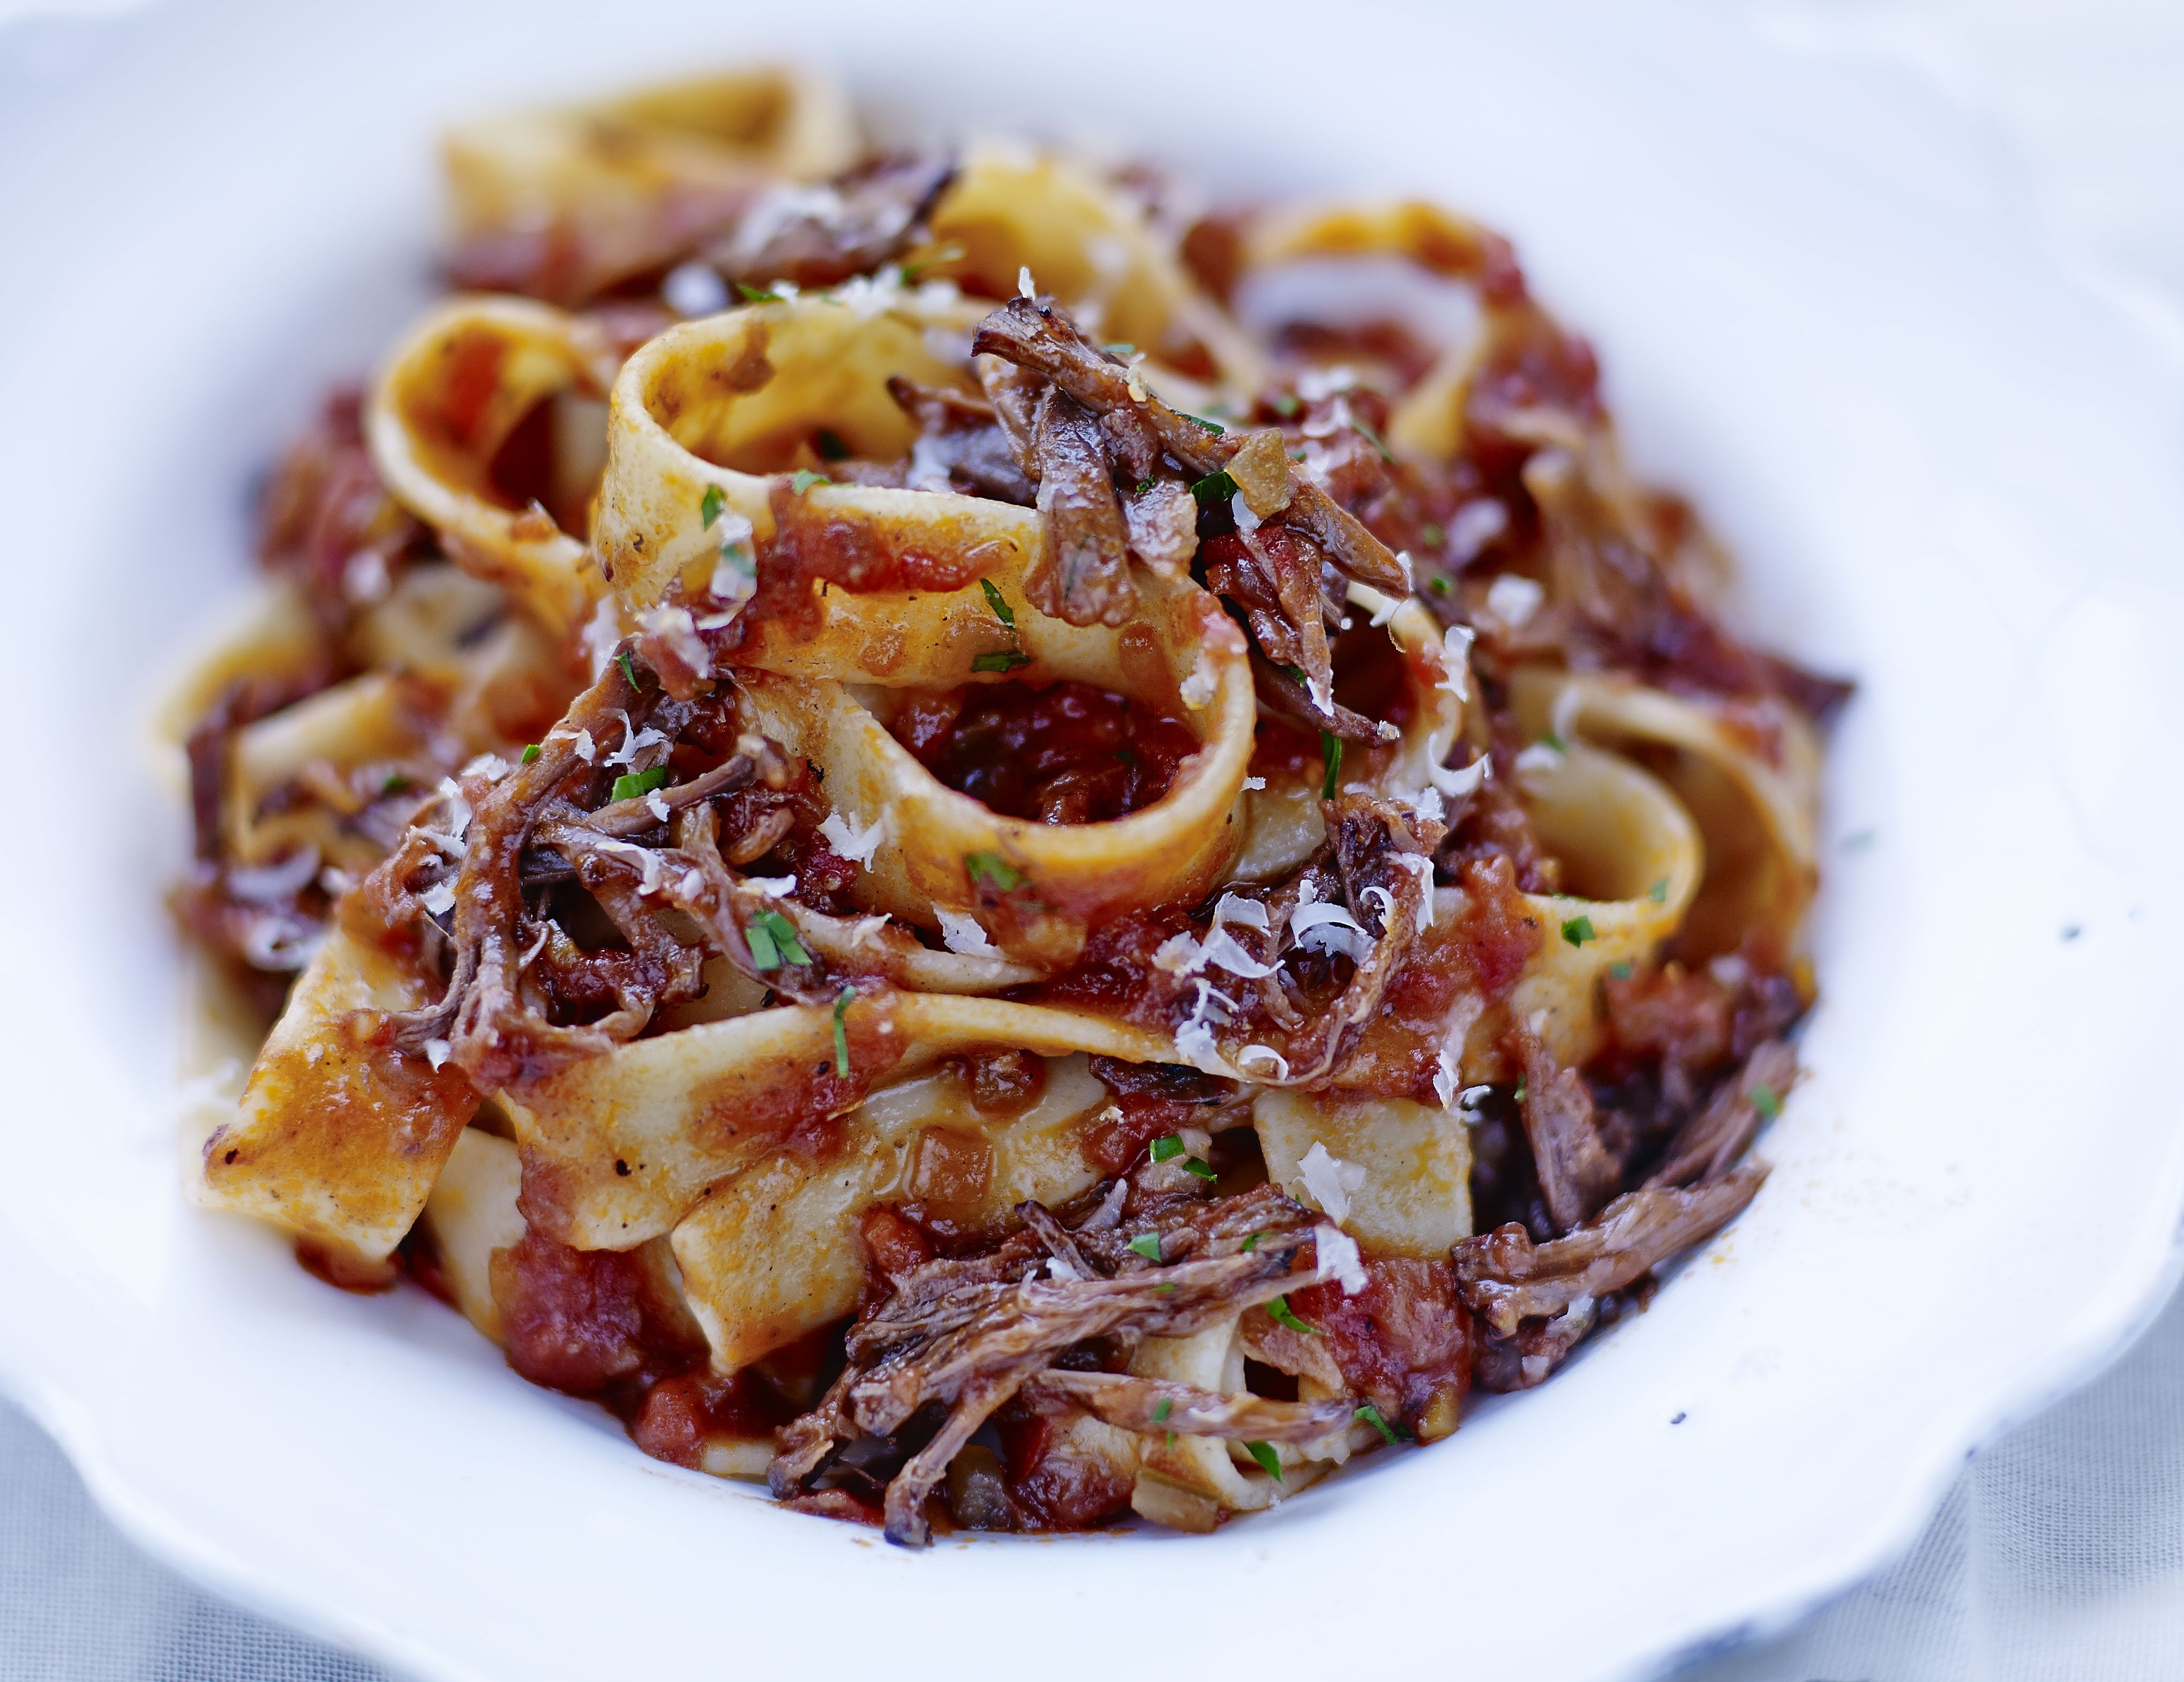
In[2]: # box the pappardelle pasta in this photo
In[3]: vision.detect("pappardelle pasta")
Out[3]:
[169,66,1849,1546]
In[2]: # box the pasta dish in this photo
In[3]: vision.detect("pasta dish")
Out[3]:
[168,66,1849,1545]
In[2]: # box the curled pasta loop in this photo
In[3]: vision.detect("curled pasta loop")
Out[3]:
[1511,667,1819,965]
[595,296,1259,961]
[441,68,860,301]
[925,146,1265,397]
[367,295,618,637]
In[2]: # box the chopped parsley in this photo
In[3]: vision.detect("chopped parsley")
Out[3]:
[1190,468,1238,509]
[1351,415,1395,462]
[1355,1402,1409,1446]
[832,985,855,1076]
[1319,729,1343,799]
[1241,1232,1264,1253]
[519,743,542,765]
[1609,959,1634,981]
[1648,877,1669,904]
[1560,915,1596,949]
[1271,392,1301,418]
[1513,1078,1528,1104]
[789,469,830,495]
[1181,1156,1218,1182]
[899,241,964,281]
[1265,1295,1323,1336]
[1428,575,1452,597]
[814,428,850,461]
[381,773,409,795]
[1420,521,1446,547]
[699,485,725,528]
[965,850,1022,891]
[1539,728,1566,753]
[1150,1134,1185,1164]
[744,908,810,970]
[611,765,670,803]
[734,281,782,303]
[1128,1232,1163,1262]
[971,649,1032,674]
[979,577,1016,627]
[1104,341,1136,357]
[1180,412,1226,434]
[1751,1085,1783,1121]
[1244,1441,1283,1481]
[1151,1396,1172,1424]
[616,652,641,690]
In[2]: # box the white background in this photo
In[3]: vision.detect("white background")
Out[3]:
[2,1,2180,1677]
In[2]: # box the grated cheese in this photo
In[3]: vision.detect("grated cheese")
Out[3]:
[818,809,886,867]
[1514,742,1565,776]
[662,260,730,317]
[1212,892,1270,932]
[1485,572,1545,627]
[1438,624,1475,702]
[1289,899,1371,963]
[1236,1043,1290,1081]
[1312,1223,1367,1295]
[646,792,671,823]
[1018,264,1037,298]
[1429,754,1490,798]
[1299,1141,1367,1225]
[636,604,711,679]
[1447,498,1509,562]
[936,908,996,956]
[424,1038,453,1071]
[746,875,797,899]
[1242,775,1266,791]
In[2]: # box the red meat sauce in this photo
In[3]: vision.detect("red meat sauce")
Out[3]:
[889,679,1198,824]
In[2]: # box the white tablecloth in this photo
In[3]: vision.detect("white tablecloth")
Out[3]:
[4,1,2181,1676]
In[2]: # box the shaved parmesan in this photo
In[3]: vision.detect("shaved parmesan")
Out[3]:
[1018,264,1037,298]
[1361,885,1396,930]
[662,259,729,317]
[424,1038,453,1072]
[936,908,996,956]
[604,711,669,768]
[818,808,886,867]
[592,838,664,896]
[1485,572,1544,627]
[1152,931,1205,975]
[1514,742,1565,776]
[1289,899,1371,962]
[1312,1223,1367,1295]
[636,604,710,679]
[1045,1255,1080,1282]
[1242,775,1267,791]
[645,791,671,823]
[581,596,621,677]
[1433,1048,1460,1109]
[1390,853,1437,931]
[421,878,456,916]
[1438,624,1476,701]
[1447,498,1508,562]
[1212,892,1270,932]
[1429,754,1490,798]
[1299,1141,1368,1225]
[746,875,797,899]
[1200,928,1276,980]
[1236,1043,1291,1081]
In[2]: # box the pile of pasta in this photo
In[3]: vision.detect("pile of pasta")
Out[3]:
[169,66,1842,1545]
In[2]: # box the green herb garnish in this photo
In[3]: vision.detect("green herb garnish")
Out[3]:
[1351,416,1394,462]
[789,468,830,495]
[972,649,1032,674]
[1319,729,1343,799]
[1104,342,1137,357]
[744,915,781,970]
[1241,1232,1264,1253]
[1150,1134,1185,1164]
[965,850,1022,891]
[1560,915,1596,949]
[1244,1441,1284,1481]
[1539,728,1566,753]
[1513,1078,1528,1104]
[1180,413,1226,434]
[1609,960,1634,981]
[1265,1295,1323,1337]
[1151,1396,1172,1424]
[1181,1156,1218,1182]
[744,909,810,971]
[1751,1085,1783,1121]
[1271,392,1301,418]
[1190,469,1238,509]
[616,652,641,690]
[381,773,409,796]
[700,485,725,528]
[1355,1402,1409,1446]
[611,765,670,803]
[899,241,964,281]
[832,985,854,1076]
[734,281,782,304]
[978,577,1016,627]
[1648,877,1669,904]
[520,743,542,765]
[1421,521,1446,547]
[1428,575,1451,597]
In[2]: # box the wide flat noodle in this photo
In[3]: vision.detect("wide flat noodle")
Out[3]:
[367,296,619,636]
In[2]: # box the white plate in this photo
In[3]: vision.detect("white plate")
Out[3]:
[3,3,2182,1679]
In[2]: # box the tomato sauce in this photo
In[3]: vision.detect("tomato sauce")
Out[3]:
[890,680,1198,824]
